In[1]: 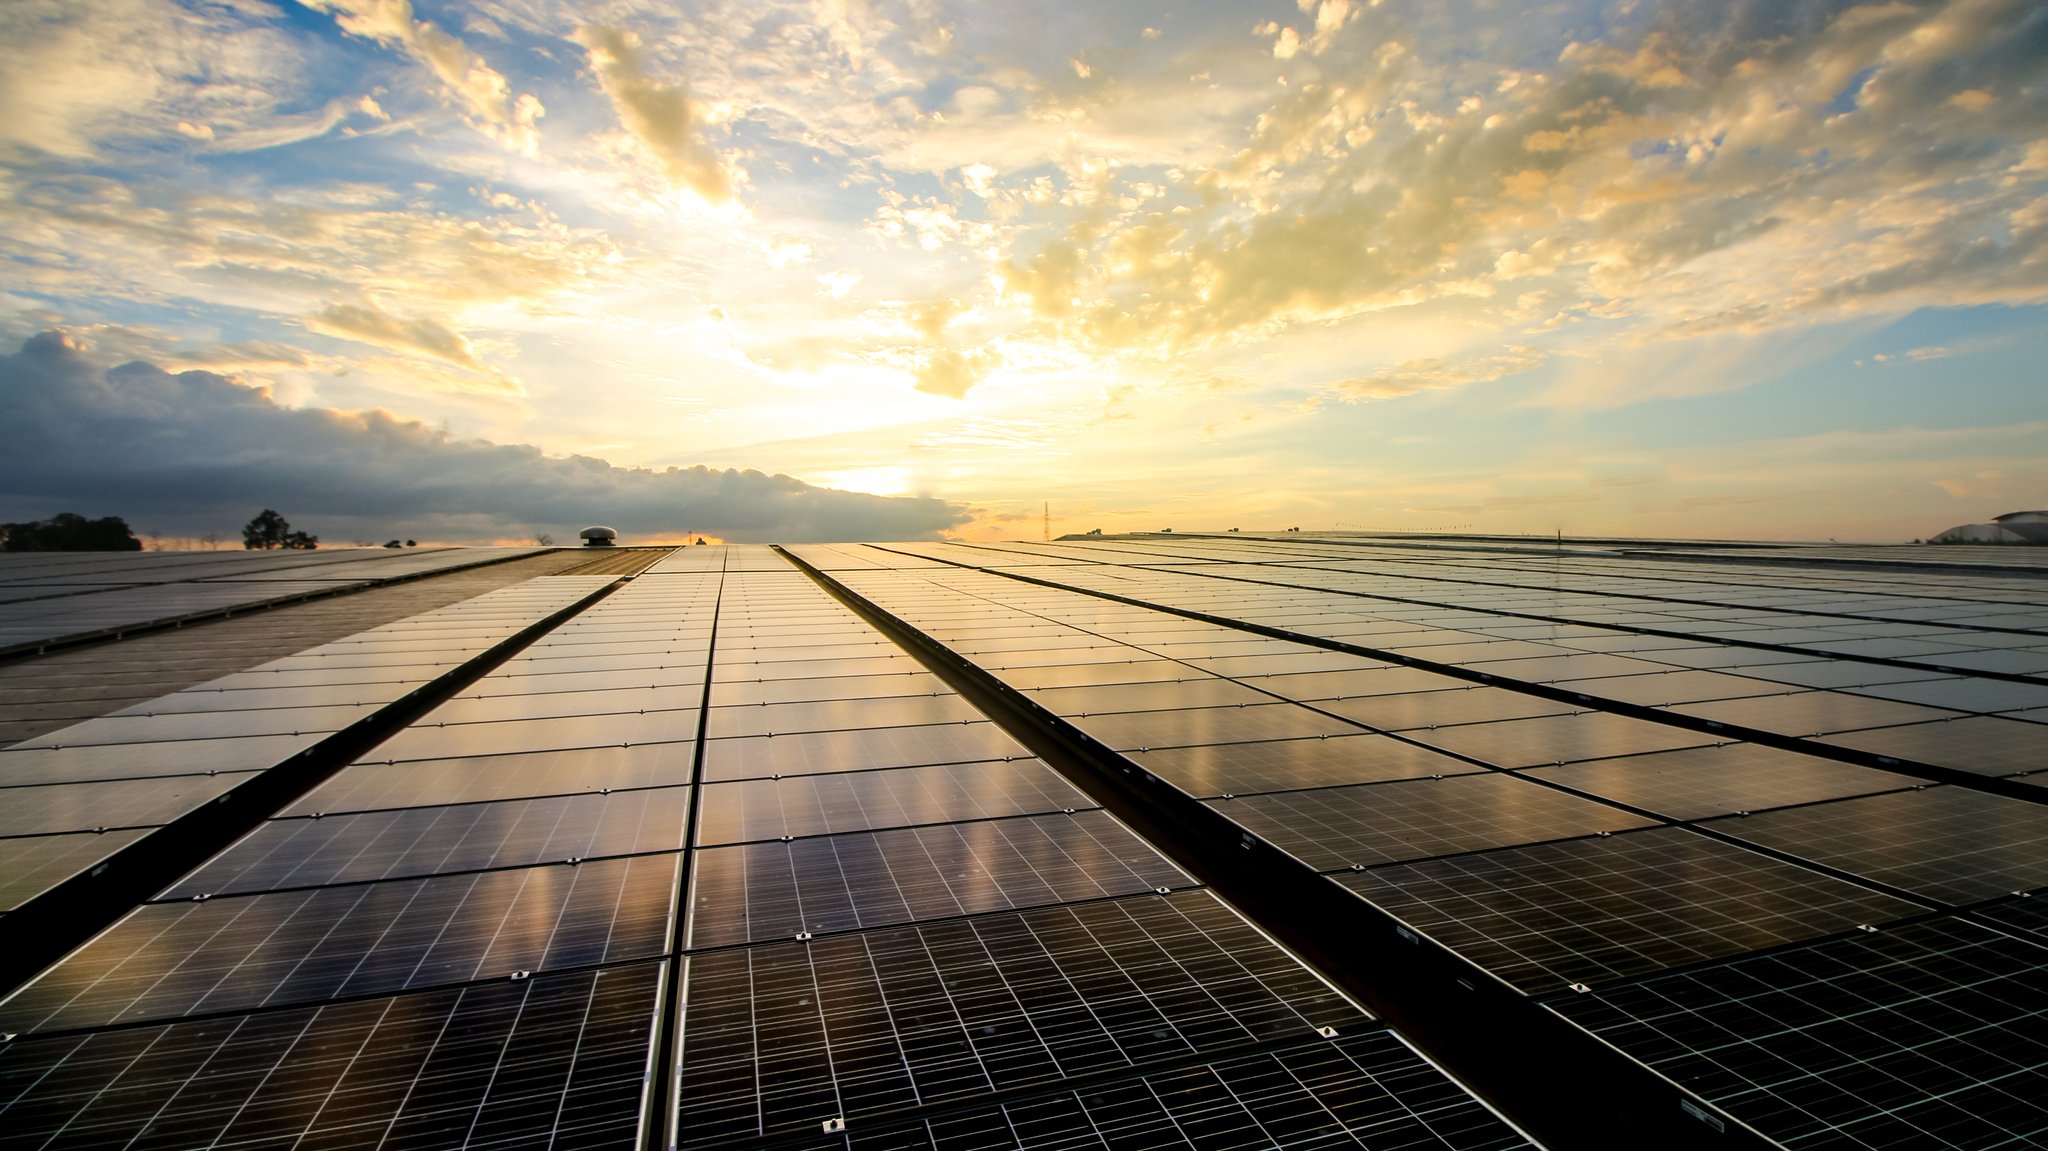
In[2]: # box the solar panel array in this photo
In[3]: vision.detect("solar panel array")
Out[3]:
[781,533,2047,1149]
[0,545,1534,1151]
[4,532,2042,1148]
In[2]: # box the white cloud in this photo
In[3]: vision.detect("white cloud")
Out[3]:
[300,0,544,155]
[576,24,732,201]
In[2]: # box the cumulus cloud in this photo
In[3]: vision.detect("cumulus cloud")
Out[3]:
[300,0,544,155]
[0,332,967,542]
[577,25,731,202]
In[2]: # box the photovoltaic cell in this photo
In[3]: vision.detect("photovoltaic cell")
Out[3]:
[1705,788,2048,905]
[685,810,1187,946]
[1548,918,2048,1148]
[0,854,677,1033]
[1215,773,1657,871]
[1338,826,1922,993]
[676,890,1370,1144]
[0,964,658,1151]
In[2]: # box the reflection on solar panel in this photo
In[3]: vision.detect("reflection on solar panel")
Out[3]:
[3,531,2043,1148]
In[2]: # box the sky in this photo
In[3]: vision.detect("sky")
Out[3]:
[1,0,2043,544]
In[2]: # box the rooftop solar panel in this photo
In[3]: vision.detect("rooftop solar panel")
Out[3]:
[0,964,659,1150]
[1704,788,2048,906]
[685,810,1189,947]
[676,890,1370,1144]
[1126,733,1487,797]
[1548,918,2048,1148]
[694,758,1090,844]
[1525,742,1920,820]
[847,1028,1534,1150]
[1339,826,1923,994]
[1214,773,1659,871]
[167,787,694,896]
[0,853,678,1034]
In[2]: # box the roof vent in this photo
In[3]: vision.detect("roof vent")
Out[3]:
[579,526,618,547]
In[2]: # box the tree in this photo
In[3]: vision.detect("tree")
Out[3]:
[0,512,143,551]
[243,509,318,550]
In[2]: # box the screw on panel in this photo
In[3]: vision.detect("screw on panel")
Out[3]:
[510,970,531,981]
[796,931,813,941]
[1316,1025,1338,1038]
[821,1118,846,1134]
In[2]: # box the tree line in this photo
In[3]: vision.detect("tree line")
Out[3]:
[1,510,322,551]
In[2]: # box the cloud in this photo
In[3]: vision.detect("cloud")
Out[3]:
[971,0,2048,393]
[1317,346,1543,403]
[576,25,732,202]
[915,348,996,399]
[305,300,517,392]
[300,0,544,155]
[0,332,968,542]
[0,0,301,159]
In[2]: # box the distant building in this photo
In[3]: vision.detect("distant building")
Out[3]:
[1930,510,2048,544]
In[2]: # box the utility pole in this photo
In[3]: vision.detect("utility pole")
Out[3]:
[1043,502,1050,542]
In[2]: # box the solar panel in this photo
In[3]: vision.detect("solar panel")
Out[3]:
[0,964,659,1150]
[850,1029,1533,1150]
[1526,742,1921,820]
[1817,715,2046,776]
[694,758,1090,844]
[1704,788,2048,905]
[1127,733,1486,798]
[700,721,1033,781]
[1214,773,1658,871]
[168,788,694,895]
[1548,918,2048,1148]
[1339,826,1923,993]
[0,854,678,1034]
[675,890,1371,1144]
[684,810,1189,947]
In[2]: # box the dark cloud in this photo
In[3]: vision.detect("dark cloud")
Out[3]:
[0,332,968,543]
